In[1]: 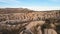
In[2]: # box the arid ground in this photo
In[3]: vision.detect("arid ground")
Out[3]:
[0,8,60,34]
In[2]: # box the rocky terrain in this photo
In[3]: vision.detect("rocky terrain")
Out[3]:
[0,8,60,34]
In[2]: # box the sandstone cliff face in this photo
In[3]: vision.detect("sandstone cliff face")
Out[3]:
[0,9,60,34]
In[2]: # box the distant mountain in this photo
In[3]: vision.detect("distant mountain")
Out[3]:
[0,8,34,14]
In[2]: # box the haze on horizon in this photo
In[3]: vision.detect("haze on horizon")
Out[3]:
[0,0,60,11]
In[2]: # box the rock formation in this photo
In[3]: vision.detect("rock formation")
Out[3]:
[0,8,60,34]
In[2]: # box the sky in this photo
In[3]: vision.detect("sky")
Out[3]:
[0,0,60,11]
